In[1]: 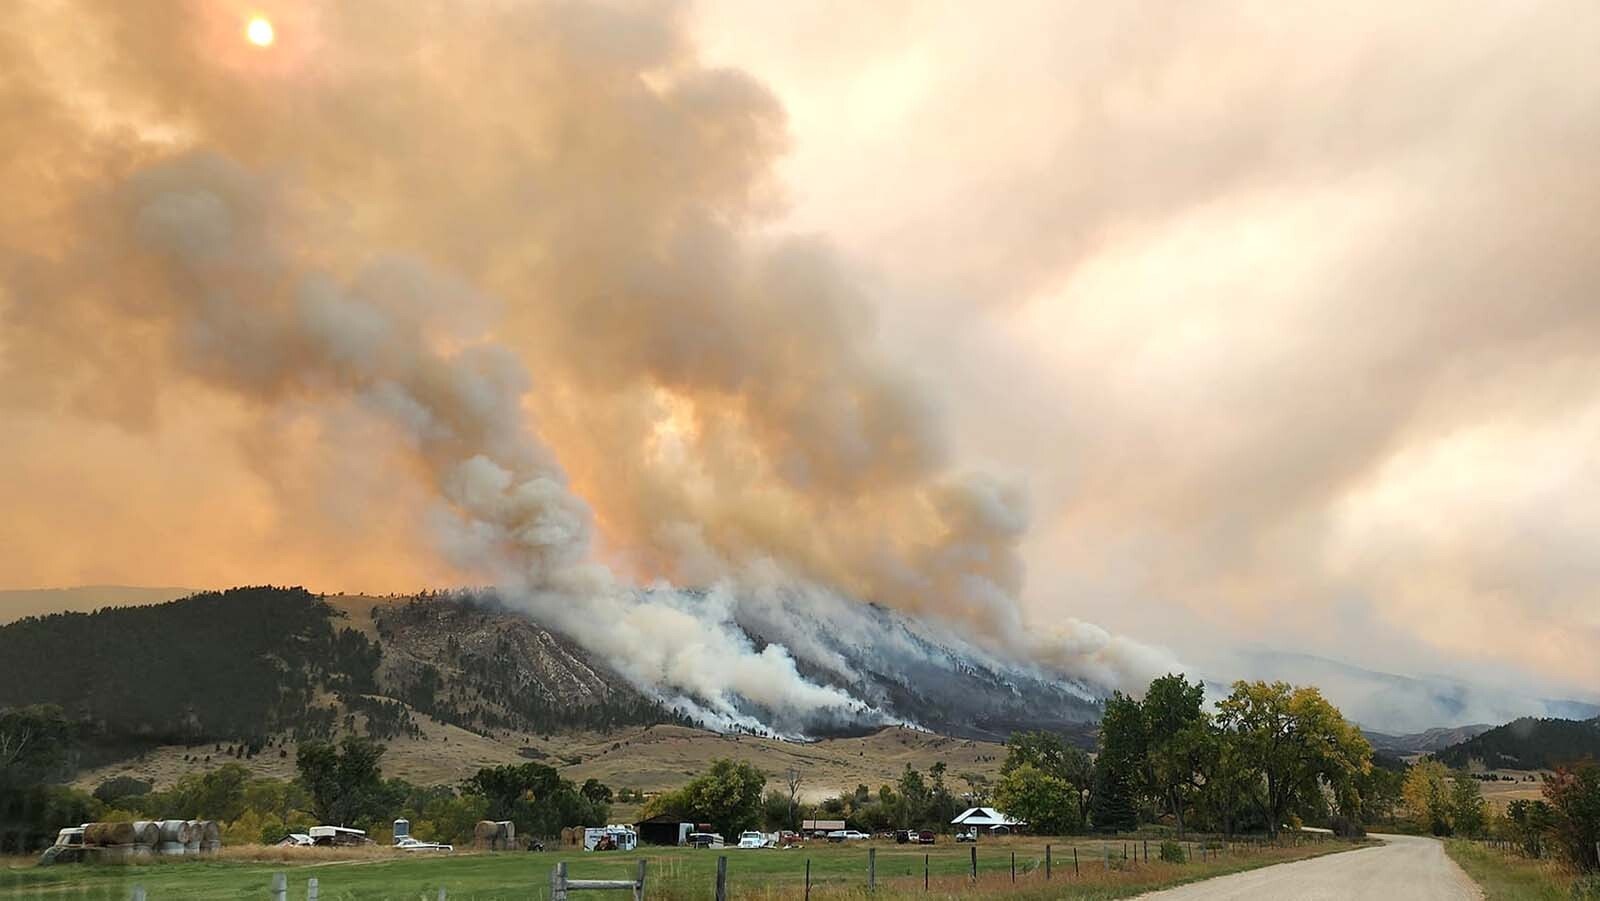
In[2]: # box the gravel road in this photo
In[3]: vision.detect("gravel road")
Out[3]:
[1134,833,1482,900]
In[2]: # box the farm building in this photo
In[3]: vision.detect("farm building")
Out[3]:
[635,814,695,846]
[951,807,1024,833]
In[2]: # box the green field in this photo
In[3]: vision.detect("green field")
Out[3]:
[0,835,1358,900]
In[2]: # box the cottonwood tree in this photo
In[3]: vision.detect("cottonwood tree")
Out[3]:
[1143,674,1209,837]
[1401,758,1454,835]
[1197,727,1260,837]
[1214,680,1371,838]
[0,706,71,787]
[1002,731,1091,831]
[643,758,766,839]
[785,768,803,830]
[994,763,1079,834]
[296,736,389,827]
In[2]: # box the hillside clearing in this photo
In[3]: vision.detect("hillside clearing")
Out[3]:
[73,724,1009,801]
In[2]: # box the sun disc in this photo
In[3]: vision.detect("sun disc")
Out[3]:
[246,17,274,47]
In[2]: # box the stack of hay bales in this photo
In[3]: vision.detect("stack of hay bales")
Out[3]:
[82,821,159,858]
[157,819,193,855]
[559,826,583,848]
[84,821,138,847]
[80,820,217,858]
[473,820,517,850]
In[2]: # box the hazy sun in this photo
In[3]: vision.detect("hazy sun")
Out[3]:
[246,16,274,47]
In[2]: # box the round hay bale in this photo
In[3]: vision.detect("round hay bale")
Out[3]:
[131,821,161,846]
[497,820,515,841]
[158,820,194,844]
[158,841,187,856]
[184,820,203,851]
[84,822,136,846]
[193,820,220,853]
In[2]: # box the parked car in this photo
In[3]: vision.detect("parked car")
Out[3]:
[917,830,936,844]
[894,829,911,844]
[955,828,978,843]
[687,832,725,848]
[737,831,769,849]
[395,836,453,853]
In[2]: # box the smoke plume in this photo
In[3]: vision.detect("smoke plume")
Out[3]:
[0,0,1174,730]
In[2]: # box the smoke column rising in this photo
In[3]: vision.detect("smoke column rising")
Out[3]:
[0,0,1178,728]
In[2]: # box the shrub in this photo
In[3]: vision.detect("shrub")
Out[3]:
[1159,839,1186,863]
[1330,815,1366,838]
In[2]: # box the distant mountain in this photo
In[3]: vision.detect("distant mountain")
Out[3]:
[1363,724,1494,756]
[1223,649,1600,735]
[1432,716,1600,770]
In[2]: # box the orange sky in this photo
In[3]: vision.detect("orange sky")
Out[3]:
[2,0,1597,697]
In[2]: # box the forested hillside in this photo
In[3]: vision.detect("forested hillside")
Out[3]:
[0,587,686,771]
[1433,716,1600,770]
[0,587,375,756]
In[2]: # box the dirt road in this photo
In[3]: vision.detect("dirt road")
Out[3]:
[1135,834,1481,900]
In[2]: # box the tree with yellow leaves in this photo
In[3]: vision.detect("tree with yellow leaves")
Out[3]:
[1214,680,1372,838]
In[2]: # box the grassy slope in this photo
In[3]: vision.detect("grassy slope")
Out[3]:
[0,836,1361,900]
[1445,840,1574,901]
[73,724,1010,804]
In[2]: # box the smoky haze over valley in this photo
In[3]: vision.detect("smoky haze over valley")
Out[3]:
[2,1,1598,733]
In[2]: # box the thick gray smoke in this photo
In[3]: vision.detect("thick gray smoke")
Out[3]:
[102,152,883,732]
[0,0,1181,733]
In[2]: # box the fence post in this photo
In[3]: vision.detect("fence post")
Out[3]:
[1104,844,1109,870]
[715,854,728,901]
[805,858,811,900]
[869,847,876,890]
[131,888,146,901]
[1046,844,1052,880]
[271,872,287,901]
[437,888,446,901]
[1010,850,1015,882]
[1144,839,1148,863]
[924,852,929,891]
[308,877,319,901]
[551,861,568,901]
[970,844,977,880]
[1073,846,1079,876]
[634,859,647,901]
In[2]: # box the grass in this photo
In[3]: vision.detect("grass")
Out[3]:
[0,834,1362,900]
[1444,840,1576,900]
